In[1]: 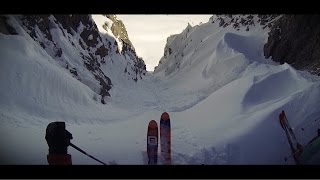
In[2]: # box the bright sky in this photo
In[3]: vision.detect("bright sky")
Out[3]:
[92,15,212,71]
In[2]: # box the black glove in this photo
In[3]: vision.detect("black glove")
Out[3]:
[45,122,73,154]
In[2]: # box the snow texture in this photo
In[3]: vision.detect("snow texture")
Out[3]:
[1,15,320,165]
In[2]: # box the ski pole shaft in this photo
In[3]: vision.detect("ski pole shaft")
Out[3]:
[70,143,107,165]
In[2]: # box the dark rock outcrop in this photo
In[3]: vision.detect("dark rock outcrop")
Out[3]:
[210,14,280,31]
[264,15,320,75]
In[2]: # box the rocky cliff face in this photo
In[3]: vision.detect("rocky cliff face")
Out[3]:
[103,15,146,81]
[210,14,279,30]
[264,15,320,76]
[104,15,133,47]
[0,15,146,104]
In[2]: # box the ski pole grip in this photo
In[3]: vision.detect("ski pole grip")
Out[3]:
[45,122,73,154]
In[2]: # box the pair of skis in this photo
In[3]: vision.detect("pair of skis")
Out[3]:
[279,110,303,164]
[147,112,171,165]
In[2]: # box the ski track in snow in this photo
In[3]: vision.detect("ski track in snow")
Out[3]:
[1,16,320,165]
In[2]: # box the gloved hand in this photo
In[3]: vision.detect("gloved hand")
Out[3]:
[45,122,73,154]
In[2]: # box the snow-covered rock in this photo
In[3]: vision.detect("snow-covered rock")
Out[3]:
[0,15,146,104]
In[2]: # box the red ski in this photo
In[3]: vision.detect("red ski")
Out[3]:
[160,112,171,165]
[147,120,158,165]
[279,110,303,164]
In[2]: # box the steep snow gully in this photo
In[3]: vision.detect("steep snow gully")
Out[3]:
[1,15,320,165]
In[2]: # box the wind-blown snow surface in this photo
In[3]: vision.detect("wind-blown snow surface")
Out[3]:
[1,16,320,165]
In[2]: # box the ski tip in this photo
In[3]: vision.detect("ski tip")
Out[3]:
[161,112,170,121]
[148,120,158,127]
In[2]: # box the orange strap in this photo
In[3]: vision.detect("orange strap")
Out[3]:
[47,154,72,165]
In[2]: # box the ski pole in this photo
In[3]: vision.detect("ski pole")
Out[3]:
[69,143,107,165]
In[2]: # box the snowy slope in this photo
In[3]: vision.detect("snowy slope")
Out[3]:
[1,15,320,165]
[1,15,146,104]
